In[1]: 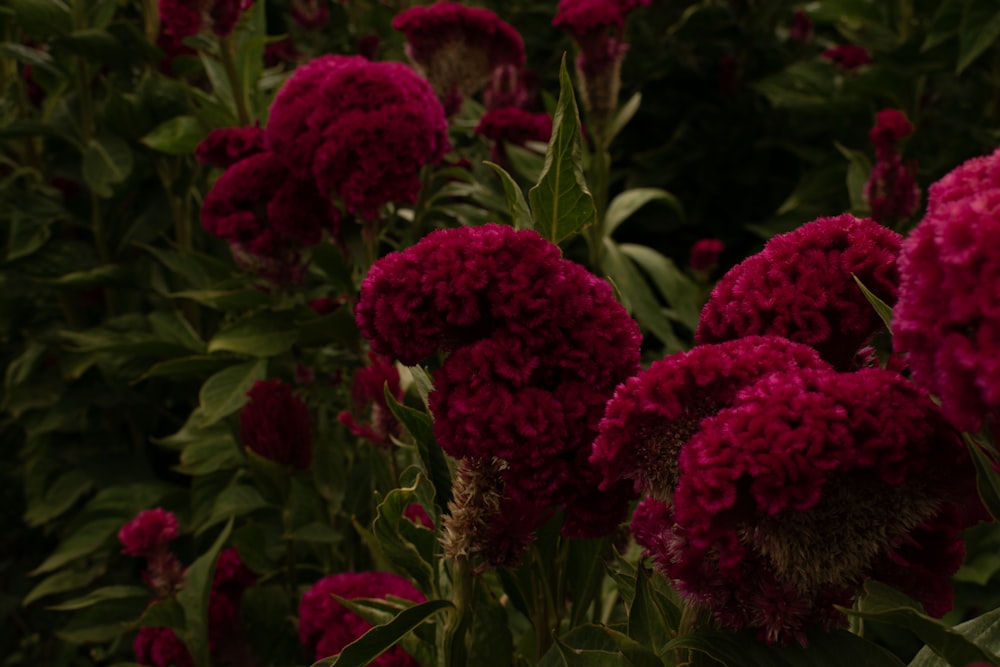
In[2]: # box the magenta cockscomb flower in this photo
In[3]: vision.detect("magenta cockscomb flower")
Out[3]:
[266,55,449,220]
[869,109,913,160]
[637,367,976,644]
[696,214,902,370]
[593,337,830,500]
[925,146,1000,214]
[298,572,425,663]
[195,126,266,169]
[404,503,434,529]
[865,156,921,225]
[894,184,1000,432]
[482,64,536,110]
[689,238,725,272]
[119,508,179,556]
[134,626,193,667]
[240,379,312,469]
[821,44,872,69]
[357,224,641,561]
[337,353,404,448]
[201,150,338,282]
[159,0,252,40]
[392,2,525,113]
[474,107,552,165]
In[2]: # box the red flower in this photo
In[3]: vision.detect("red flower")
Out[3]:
[240,379,312,469]
[158,0,252,40]
[789,10,813,43]
[474,107,552,165]
[869,108,914,160]
[119,508,179,557]
[689,238,725,271]
[822,44,872,69]
[194,126,266,169]
[865,156,921,224]
[134,626,193,667]
[337,353,404,448]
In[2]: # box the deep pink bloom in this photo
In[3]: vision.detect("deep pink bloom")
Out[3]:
[134,626,193,667]
[194,126,266,169]
[474,107,552,165]
[696,214,902,370]
[403,503,434,529]
[869,109,914,160]
[865,156,921,224]
[925,146,1000,214]
[482,64,535,110]
[689,238,724,271]
[337,353,404,448]
[266,55,449,220]
[212,547,257,595]
[298,572,425,663]
[789,9,813,43]
[392,2,525,111]
[240,379,312,469]
[119,509,179,557]
[158,0,251,40]
[822,44,872,69]
[200,150,338,282]
[308,296,345,316]
[593,337,830,499]
[638,367,976,644]
[894,179,1000,432]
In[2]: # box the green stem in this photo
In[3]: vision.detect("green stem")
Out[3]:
[444,556,475,667]
[674,602,712,667]
[218,35,251,126]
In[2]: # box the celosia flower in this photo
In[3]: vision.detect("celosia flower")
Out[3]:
[337,353,404,448]
[593,337,830,500]
[696,214,902,370]
[134,626,193,667]
[482,64,535,110]
[869,108,913,161]
[474,107,552,165]
[637,367,977,644]
[404,503,434,529]
[894,180,1000,432]
[159,0,252,40]
[207,547,257,664]
[298,572,425,663]
[865,156,921,225]
[357,224,641,561]
[194,126,266,169]
[200,150,338,282]
[789,9,813,43]
[266,55,449,220]
[119,508,179,556]
[291,0,328,28]
[925,146,1000,214]
[240,378,312,469]
[821,44,872,69]
[689,238,724,272]
[392,2,525,113]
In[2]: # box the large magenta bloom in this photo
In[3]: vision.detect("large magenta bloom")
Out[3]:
[195,126,266,169]
[636,367,976,644]
[266,55,449,220]
[240,379,312,470]
[134,626,192,667]
[696,214,902,370]
[357,224,641,559]
[925,146,1000,214]
[298,572,425,663]
[895,165,1000,432]
[393,2,525,113]
[159,0,251,40]
[119,508,179,557]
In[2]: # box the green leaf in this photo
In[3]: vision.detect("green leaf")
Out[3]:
[371,474,437,593]
[835,143,873,215]
[485,161,533,230]
[966,433,1000,522]
[553,635,627,667]
[141,115,208,156]
[52,28,124,64]
[23,564,104,606]
[605,188,684,237]
[138,355,237,381]
[200,484,268,532]
[852,274,894,334]
[82,133,134,199]
[603,239,684,352]
[909,606,1000,666]
[169,287,271,311]
[198,358,267,426]
[404,365,434,411]
[10,0,71,38]
[957,1,1000,74]
[846,581,997,667]
[47,586,150,611]
[608,91,642,141]
[176,435,242,476]
[23,469,93,526]
[207,312,300,357]
[627,565,676,654]
[619,243,701,332]
[528,55,597,244]
[30,518,122,575]
[312,599,452,667]
[177,519,234,667]
[385,389,452,508]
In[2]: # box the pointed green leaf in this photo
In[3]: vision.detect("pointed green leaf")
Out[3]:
[82,133,133,198]
[909,605,1000,666]
[485,161,533,230]
[620,243,701,332]
[957,2,1000,74]
[177,519,234,667]
[385,389,452,508]
[371,474,437,594]
[141,115,208,156]
[207,312,300,357]
[198,358,267,426]
[603,239,684,352]
[47,586,151,611]
[965,433,1000,522]
[852,274,894,334]
[605,188,684,237]
[29,519,122,576]
[528,55,597,244]
[608,91,642,141]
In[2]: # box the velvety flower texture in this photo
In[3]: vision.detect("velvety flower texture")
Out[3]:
[689,238,725,271]
[894,162,1000,432]
[298,572,425,663]
[195,126,266,169]
[925,146,1000,214]
[337,353,404,448]
[474,107,552,165]
[266,55,449,220]
[240,378,312,469]
[159,0,251,40]
[865,109,920,225]
[119,508,179,556]
[696,214,902,370]
[821,44,872,69]
[200,150,337,283]
[393,2,525,114]
[134,626,192,667]
[593,337,830,501]
[356,224,642,561]
[634,367,977,643]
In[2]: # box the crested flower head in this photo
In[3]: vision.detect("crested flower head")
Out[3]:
[195,126,266,169]
[474,107,552,165]
[240,378,313,469]
[926,146,1000,214]
[638,366,976,643]
[696,214,902,370]
[134,626,193,667]
[357,224,641,562]
[337,353,404,448]
[298,571,425,663]
[894,171,1000,432]
[869,108,914,161]
[821,44,872,69]
[266,55,449,220]
[200,150,338,283]
[392,2,525,113]
[865,155,921,225]
[119,508,179,557]
[158,0,252,40]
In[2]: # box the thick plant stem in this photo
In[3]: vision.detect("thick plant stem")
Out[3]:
[219,36,251,126]
[444,555,475,667]
[675,602,714,667]
[586,127,612,271]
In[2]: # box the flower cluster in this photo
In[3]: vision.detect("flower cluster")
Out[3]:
[266,55,450,220]
[611,361,978,643]
[392,2,525,114]
[894,148,1000,432]
[552,0,650,123]
[474,107,552,166]
[119,509,184,598]
[864,109,920,224]
[337,353,404,448]
[240,378,313,469]
[821,44,872,69]
[298,571,425,663]
[356,223,641,565]
[194,126,266,169]
[696,214,902,370]
[158,0,252,41]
